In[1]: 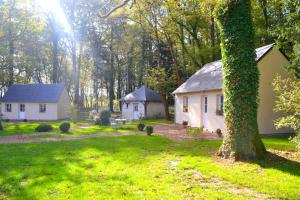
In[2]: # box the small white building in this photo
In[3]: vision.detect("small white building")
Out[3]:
[173,44,293,135]
[0,84,71,121]
[121,86,165,120]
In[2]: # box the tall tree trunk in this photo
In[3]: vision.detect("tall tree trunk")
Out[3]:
[216,0,266,160]
[51,31,59,83]
[161,94,170,120]
[116,55,122,111]
[7,2,15,86]
[109,23,115,112]
[126,45,134,94]
[210,5,216,60]
[138,33,146,87]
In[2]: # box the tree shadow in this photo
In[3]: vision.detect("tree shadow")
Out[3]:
[254,151,300,177]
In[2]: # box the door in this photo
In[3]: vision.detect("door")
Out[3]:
[203,96,208,128]
[19,104,26,120]
[133,103,139,120]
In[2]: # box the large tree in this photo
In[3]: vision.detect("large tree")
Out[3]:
[215,0,266,160]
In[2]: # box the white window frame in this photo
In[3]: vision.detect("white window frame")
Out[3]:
[5,104,12,112]
[183,96,188,112]
[39,104,46,113]
[133,103,139,111]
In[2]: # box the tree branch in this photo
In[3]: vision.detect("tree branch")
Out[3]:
[100,0,134,18]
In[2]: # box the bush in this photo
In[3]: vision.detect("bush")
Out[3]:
[187,127,203,135]
[23,119,28,122]
[35,124,53,132]
[137,123,145,131]
[273,74,300,151]
[215,128,222,137]
[95,110,111,126]
[182,121,188,126]
[0,121,3,131]
[146,126,154,136]
[89,110,98,120]
[60,122,71,133]
[5,119,9,122]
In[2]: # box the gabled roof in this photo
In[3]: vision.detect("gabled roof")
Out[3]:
[173,44,277,94]
[122,86,163,102]
[0,84,65,103]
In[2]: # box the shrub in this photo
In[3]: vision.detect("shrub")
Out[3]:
[89,110,98,120]
[182,121,188,126]
[5,119,9,122]
[146,126,154,136]
[95,110,111,126]
[273,74,300,151]
[187,127,204,135]
[216,128,222,137]
[35,124,53,132]
[137,123,145,131]
[23,119,28,122]
[60,122,71,133]
[0,121,3,131]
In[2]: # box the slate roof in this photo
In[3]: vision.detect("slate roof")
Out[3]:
[173,44,276,94]
[122,86,163,102]
[0,84,65,103]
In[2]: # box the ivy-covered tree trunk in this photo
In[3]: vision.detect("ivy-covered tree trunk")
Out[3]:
[216,0,266,160]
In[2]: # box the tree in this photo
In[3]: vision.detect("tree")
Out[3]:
[273,74,300,151]
[215,0,266,160]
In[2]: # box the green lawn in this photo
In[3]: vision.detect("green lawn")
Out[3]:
[0,136,299,199]
[0,119,172,137]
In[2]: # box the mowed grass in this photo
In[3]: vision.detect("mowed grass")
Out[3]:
[0,136,299,199]
[0,119,172,137]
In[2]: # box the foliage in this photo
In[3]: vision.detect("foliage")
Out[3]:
[35,124,53,132]
[89,110,98,120]
[95,110,111,126]
[273,74,300,151]
[0,121,3,131]
[215,128,222,137]
[5,119,10,122]
[59,122,71,133]
[137,123,145,131]
[187,127,203,135]
[146,126,154,135]
[23,119,28,122]
[216,0,265,160]
[70,105,79,122]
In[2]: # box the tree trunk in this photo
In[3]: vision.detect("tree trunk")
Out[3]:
[161,94,170,120]
[109,23,115,112]
[216,0,266,160]
[51,32,59,83]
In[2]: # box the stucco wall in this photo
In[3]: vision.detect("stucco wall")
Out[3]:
[122,101,145,120]
[1,102,58,120]
[174,48,292,134]
[146,102,165,118]
[175,91,225,132]
[257,48,291,134]
[57,88,71,120]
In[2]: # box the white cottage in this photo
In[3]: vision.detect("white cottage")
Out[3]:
[173,44,293,135]
[121,86,165,120]
[0,84,71,121]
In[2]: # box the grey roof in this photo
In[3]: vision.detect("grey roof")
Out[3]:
[122,86,163,102]
[173,44,275,94]
[0,84,65,103]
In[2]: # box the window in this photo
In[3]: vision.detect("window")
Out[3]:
[5,104,12,112]
[20,104,25,112]
[183,96,188,112]
[126,103,129,109]
[39,104,46,113]
[133,104,139,111]
[204,97,208,113]
[216,95,224,116]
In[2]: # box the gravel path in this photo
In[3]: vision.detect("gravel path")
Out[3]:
[0,132,143,144]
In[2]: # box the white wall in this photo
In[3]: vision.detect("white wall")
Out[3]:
[122,101,145,120]
[146,102,165,118]
[57,88,71,120]
[1,102,58,120]
[174,48,293,134]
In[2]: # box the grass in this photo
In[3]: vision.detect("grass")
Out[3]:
[0,135,299,199]
[0,119,172,137]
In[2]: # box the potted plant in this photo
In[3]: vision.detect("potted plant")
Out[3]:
[182,121,188,128]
